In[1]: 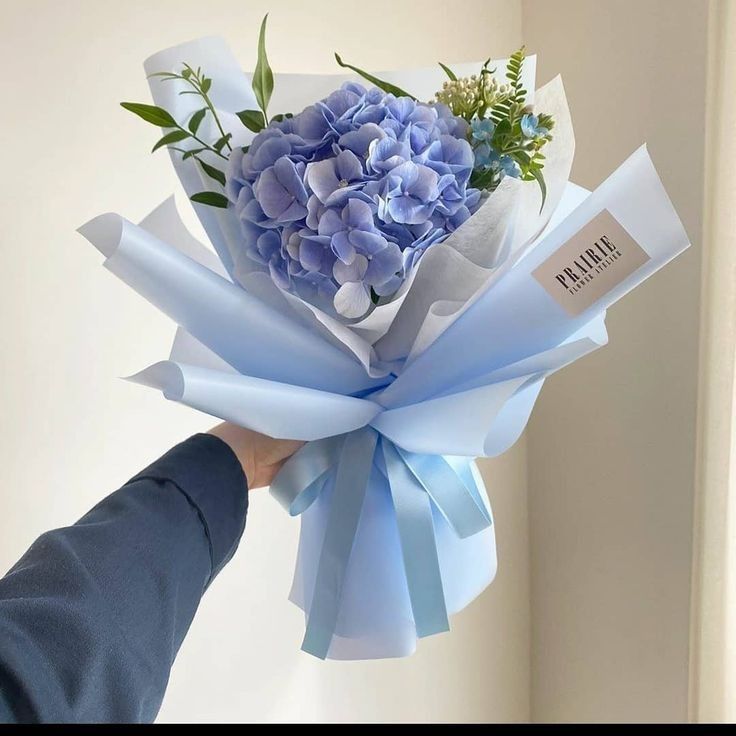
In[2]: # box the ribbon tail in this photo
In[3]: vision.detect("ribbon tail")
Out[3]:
[270,435,343,516]
[382,440,450,638]
[301,427,378,659]
[396,447,491,539]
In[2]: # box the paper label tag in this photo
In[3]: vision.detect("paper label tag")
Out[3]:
[532,209,651,316]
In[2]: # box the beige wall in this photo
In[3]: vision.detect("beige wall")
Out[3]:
[0,0,530,723]
[523,0,707,723]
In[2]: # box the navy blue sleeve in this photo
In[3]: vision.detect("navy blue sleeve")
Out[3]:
[0,433,248,724]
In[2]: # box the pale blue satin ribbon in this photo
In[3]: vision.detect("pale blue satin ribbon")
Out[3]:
[270,429,492,659]
[393,447,491,538]
[380,439,449,638]
[270,435,343,516]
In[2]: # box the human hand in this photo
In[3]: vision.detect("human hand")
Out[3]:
[208,423,303,489]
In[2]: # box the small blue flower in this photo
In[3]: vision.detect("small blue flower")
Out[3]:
[499,154,521,178]
[520,113,548,139]
[473,143,495,169]
[473,145,520,179]
[471,118,495,142]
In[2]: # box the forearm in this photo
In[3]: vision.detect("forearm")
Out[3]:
[0,434,248,723]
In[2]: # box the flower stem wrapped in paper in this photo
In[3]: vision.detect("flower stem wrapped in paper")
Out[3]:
[80,17,690,660]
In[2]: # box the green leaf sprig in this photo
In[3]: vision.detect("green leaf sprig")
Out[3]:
[120,14,283,210]
[235,14,276,135]
[333,54,416,100]
[121,64,233,208]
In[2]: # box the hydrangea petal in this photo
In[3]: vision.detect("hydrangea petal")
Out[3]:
[306,159,341,204]
[339,123,386,157]
[368,137,412,173]
[254,167,293,219]
[349,229,388,255]
[335,149,363,182]
[317,208,344,237]
[373,273,403,297]
[343,198,375,231]
[388,195,436,225]
[274,157,308,205]
[333,253,368,284]
[365,242,403,286]
[299,238,326,272]
[334,280,372,318]
[331,231,356,264]
[251,135,292,172]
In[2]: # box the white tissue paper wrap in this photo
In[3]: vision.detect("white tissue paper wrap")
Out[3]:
[79,37,690,659]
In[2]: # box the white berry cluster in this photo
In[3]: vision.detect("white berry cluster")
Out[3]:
[433,74,511,120]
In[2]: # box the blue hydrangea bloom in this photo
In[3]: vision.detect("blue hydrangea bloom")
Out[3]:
[226,83,480,319]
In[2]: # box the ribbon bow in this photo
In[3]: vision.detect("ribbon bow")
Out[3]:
[270,426,492,659]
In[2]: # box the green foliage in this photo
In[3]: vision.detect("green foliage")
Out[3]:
[233,18,292,135]
[151,129,189,153]
[188,108,207,135]
[253,14,274,122]
[213,133,232,152]
[190,191,229,208]
[526,159,547,206]
[177,147,207,160]
[438,62,457,81]
[237,109,266,133]
[120,102,177,128]
[123,62,235,211]
[198,159,226,186]
[122,17,294,211]
[124,63,233,168]
[333,53,416,100]
[489,48,525,125]
[505,47,527,103]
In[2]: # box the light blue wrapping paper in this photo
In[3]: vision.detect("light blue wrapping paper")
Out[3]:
[80,38,691,659]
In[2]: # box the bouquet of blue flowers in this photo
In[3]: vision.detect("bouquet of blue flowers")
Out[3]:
[80,17,690,659]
